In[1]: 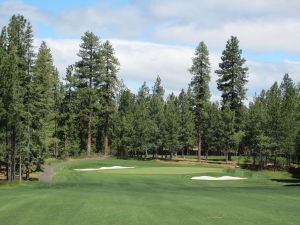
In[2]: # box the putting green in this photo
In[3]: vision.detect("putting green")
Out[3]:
[0,158,299,225]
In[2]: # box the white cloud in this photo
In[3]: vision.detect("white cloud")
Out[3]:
[246,60,300,95]
[54,5,148,37]
[0,0,51,34]
[38,38,300,102]
[156,19,300,53]
[34,38,80,79]
[2,0,300,54]
[2,0,300,102]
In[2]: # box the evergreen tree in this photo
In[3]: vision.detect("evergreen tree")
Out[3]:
[216,36,248,128]
[0,15,34,180]
[133,82,152,158]
[57,65,81,157]
[189,41,211,161]
[245,92,270,167]
[98,40,119,155]
[178,89,196,157]
[32,41,59,160]
[296,130,300,165]
[164,93,180,159]
[220,103,235,163]
[0,27,7,170]
[265,82,282,166]
[202,102,223,159]
[74,32,102,156]
[280,74,299,163]
[111,88,135,157]
[149,76,165,158]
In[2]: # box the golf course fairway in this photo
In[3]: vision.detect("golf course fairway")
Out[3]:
[0,158,300,225]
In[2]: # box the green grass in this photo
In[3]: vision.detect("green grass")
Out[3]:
[0,157,300,225]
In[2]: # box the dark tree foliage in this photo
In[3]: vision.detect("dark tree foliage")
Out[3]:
[189,41,211,161]
[99,41,120,155]
[216,36,248,129]
[111,88,135,157]
[149,76,165,158]
[164,93,180,159]
[1,14,300,182]
[178,89,196,157]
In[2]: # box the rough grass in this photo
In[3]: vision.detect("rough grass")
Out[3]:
[0,157,299,225]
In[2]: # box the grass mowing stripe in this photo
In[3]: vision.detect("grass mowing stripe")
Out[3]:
[0,158,299,225]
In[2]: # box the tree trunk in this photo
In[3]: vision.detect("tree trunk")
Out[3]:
[253,153,256,166]
[225,150,228,164]
[274,152,277,171]
[25,164,29,180]
[197,129,201,161]
[6,124,10,181]
[6,162,9,181]
[19,154,22,182]
[11,128,16,181]
[54,115,58,158]
[104,135,109,155]
[87,75,92,157]
[259,150,263,170]
[87,111,92,157]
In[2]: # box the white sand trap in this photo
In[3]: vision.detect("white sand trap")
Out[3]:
[74,166,135,171]
[191,176,247,181]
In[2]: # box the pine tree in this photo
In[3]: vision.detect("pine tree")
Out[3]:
[32,41,59,162]
[0,15,34,180]
[216,36,248,128]
[111,88,135,157]
[178,89,196,157]
[245,92,270,167]
[74,32,102,157]
[133,82,152,158]
[280,74,299,164]
[149,76,165,158]
[99,40,119,155]
[202,102,222,159]
[265,82,282,167]
[189,41,211,161]
[164,93,180,159]
[57,65,81,157]
[220,103,235,163]
[0,27,7,169]
[296,130,300,166]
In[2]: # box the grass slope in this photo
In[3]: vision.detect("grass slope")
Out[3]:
[0,158,299,225]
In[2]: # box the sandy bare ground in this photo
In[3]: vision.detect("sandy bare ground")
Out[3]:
[74,166,135,171]
[191,176,247,180]
[39,165,55,183]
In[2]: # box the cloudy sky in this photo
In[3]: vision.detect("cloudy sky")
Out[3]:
[1,0,300,102]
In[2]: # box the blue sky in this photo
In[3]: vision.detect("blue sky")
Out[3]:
[0,0,299,101]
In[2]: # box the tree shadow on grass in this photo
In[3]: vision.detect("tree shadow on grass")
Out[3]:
[272,167,300,187]
[272,179,300,187]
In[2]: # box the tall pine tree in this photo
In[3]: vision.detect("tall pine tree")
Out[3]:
[99,40,119,155]
[189,41,211,161]
[74,32,102,156]
[216,36,248,128]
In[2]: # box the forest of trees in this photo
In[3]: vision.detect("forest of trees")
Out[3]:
[0,15,299,180]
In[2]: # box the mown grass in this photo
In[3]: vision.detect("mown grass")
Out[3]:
[0,157,299,225]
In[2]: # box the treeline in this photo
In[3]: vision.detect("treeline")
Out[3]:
[0,15,299,180]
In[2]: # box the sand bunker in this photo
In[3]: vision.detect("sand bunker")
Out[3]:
[191,176,247,180]
[74,166,135,171]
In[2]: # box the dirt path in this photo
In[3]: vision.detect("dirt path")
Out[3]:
[39,164,55,183]
[39,156,106,182]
